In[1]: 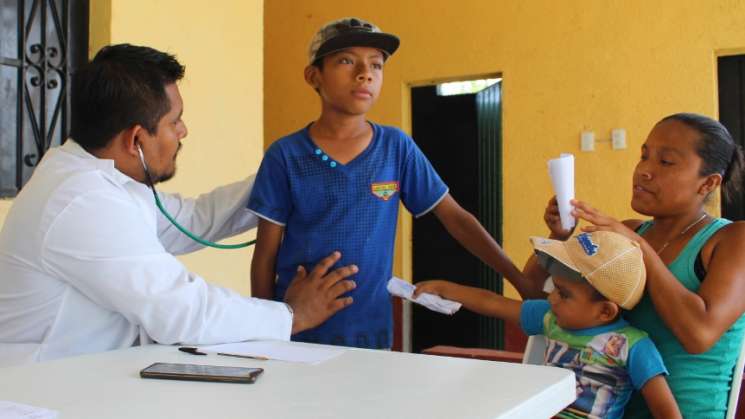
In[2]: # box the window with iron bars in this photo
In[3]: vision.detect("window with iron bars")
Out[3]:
[0,0,88,197]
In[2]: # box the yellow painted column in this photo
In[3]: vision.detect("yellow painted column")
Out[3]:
[103,0,265,294]
[89,0,111,57]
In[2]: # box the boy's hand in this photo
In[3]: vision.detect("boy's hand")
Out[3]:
[414,279,522,322]
[544,196,575,240]
[284,251,357,334]
[413,280,451,299]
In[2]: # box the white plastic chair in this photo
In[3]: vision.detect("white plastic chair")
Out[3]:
[522,334,547,365]
[725,334,745,419]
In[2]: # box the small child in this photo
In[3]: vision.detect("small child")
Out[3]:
[247,17,524,349]
[415,231,681,419]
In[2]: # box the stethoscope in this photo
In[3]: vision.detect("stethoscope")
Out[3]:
[137,145,255,249]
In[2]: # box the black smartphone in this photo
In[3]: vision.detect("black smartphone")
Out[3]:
[140,362,263,384]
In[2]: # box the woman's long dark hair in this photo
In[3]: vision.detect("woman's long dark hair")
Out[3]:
[661,113,745,204]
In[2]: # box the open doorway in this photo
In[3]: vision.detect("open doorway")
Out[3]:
[410,78,509,352]
[718,55,745,220]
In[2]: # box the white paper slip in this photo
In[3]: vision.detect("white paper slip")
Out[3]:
[0,401,58,419]
[198,340,345,365]
[548,153,575,231]
[543,276,555,293]
[386,277,462,315]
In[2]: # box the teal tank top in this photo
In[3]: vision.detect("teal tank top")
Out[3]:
[624,218,745,419]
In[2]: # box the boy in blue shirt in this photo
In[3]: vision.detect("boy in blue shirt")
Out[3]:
[415,231,681,419]
[248,17,524,349]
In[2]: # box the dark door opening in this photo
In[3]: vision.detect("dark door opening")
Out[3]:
[410,80,504,353]
[718,55,745,221]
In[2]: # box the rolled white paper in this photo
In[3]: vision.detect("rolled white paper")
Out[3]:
[548,153,575,231]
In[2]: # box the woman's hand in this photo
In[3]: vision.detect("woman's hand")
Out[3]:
[544,196,575,240]
[571,200,643,243]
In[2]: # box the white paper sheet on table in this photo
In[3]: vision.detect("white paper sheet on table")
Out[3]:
[548,153,575,231]
[0,401,58,419]
[386,277,462,315]
[198,340,345,365]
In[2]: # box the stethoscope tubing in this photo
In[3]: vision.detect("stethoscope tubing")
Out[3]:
[138,145,255,249]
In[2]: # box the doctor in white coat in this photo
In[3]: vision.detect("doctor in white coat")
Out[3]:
[0,44,357,366]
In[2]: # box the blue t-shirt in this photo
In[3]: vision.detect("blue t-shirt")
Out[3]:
[521,300,668,419]
[248,122,448,348]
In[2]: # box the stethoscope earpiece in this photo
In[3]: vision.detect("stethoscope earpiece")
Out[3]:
[137,145,148,173]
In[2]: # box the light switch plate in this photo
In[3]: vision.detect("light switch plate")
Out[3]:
[612,128,627,150]
[581,131,595,152]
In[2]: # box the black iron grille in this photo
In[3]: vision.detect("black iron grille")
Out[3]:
[0,0,87,197]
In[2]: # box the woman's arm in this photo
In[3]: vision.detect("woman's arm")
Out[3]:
[413,280,523,323]
[519,196,582,300]
[640,375,682,419]
[522,255,549,298]
[250,219,284,299]
[573,200,745,353]
[639,222,745,353]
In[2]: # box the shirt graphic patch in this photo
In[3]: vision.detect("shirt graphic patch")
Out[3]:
[371,181,399,201]
[589,332,629,363]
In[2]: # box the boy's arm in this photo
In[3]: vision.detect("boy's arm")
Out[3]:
[639,375,681,419]
[250,219,284,299]
[432,194,541,298]
[413,280,522,323]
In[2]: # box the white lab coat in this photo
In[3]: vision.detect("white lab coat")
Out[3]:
[0,140,291,366]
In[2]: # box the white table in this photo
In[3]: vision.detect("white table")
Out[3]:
[0,343,575,419]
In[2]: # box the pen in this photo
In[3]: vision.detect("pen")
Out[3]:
[179,346,207,355]
[217,352,270,361]
[179,346,269,360]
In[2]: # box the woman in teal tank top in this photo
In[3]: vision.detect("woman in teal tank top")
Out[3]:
[621,218,745,418]
[527,113,745,418]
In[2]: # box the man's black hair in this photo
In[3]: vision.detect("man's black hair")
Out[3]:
[70,44,185,151]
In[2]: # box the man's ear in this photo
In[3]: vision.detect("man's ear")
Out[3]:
[699,173,723,196]
[598,301,620,323]
[121,125,145,157]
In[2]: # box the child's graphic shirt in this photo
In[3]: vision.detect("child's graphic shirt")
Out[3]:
[521,300,668,419]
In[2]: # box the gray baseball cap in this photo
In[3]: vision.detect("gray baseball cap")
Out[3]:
[308,17,400,65]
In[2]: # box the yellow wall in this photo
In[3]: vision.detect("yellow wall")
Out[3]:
[104,0,264,294]
[264,0,745,297]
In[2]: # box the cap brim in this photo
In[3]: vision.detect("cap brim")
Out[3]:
[529,236,582,279]
[535,252,584,282]
[313,32,400,63]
